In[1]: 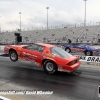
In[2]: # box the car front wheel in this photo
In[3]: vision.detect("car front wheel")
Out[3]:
[9,51,18,62]
[43,60,58,74]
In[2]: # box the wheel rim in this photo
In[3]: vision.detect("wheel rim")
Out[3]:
[66,49,69,52]
[46,62,54,71]
[11,52,17,60]
[86,51,90,56]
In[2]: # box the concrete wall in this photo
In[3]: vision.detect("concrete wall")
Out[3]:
[0,46,5,51]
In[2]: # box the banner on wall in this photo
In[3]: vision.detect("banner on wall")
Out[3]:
[76,55,100,63]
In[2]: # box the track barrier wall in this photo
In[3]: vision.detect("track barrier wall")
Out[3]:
[0,46,5,51]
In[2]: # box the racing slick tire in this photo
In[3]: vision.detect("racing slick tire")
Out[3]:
[9,50,18,62]
[43,60,58,74]
[65,48,71,53]
[84,50,93,56]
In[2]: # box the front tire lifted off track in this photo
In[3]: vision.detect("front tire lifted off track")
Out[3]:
[9,50,18,62]
[43,60,58,74]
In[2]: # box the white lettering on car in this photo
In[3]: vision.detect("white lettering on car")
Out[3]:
[22,52,37,60]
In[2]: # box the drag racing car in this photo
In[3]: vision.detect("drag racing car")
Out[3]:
[64,44,100,56]
[4,43,81,74]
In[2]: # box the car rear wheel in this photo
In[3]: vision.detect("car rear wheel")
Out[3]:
[43,60,58,74]
[65,48,71,53]
[84,51,92,56]
[9,51,18,62]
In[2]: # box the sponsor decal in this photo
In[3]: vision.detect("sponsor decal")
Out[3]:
[22,52,37,60]
[18,48,22,50]
[71,48,85,53]
[46,53,52,57]
[23,52,26,56]
[42,54,45,57]
[45,53,55,58]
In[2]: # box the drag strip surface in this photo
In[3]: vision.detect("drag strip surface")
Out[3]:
[0,57,100,100]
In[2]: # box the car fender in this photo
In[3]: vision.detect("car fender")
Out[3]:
[84,48,92,52]
[42,57,57,66]
[9,46,17,52]
[8,46,22,56]
[4,45,16,54]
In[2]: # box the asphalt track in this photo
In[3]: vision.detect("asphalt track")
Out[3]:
[0,54,100,100]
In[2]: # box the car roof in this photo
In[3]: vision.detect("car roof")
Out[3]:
[77,44,87,46]
[76,44,88,47]
[35,43,55,48]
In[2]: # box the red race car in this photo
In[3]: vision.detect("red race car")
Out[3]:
[4,43,81,74]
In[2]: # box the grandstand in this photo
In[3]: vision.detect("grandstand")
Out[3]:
[0,25,100,45]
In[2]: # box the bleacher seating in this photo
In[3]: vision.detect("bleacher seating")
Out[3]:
[0,25,100,44]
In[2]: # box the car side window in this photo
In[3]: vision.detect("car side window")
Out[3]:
[80,45,85,48]
[25,45,44,52]
[77,45,85,48]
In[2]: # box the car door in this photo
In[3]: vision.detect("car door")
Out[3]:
[71,45,79,52]
[21,44,44,66]
[78,45,85,52]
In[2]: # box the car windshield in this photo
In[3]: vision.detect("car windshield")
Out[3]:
[51,47,72,58]
[89,46,98,50]
[76,44,85,48]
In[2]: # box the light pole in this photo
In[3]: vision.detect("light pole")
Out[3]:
[19,12,21,31]
[83,0,87,26]
[0,16,1,33]
[46,7,49,29]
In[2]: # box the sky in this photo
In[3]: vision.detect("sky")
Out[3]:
[0,0,100,31]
